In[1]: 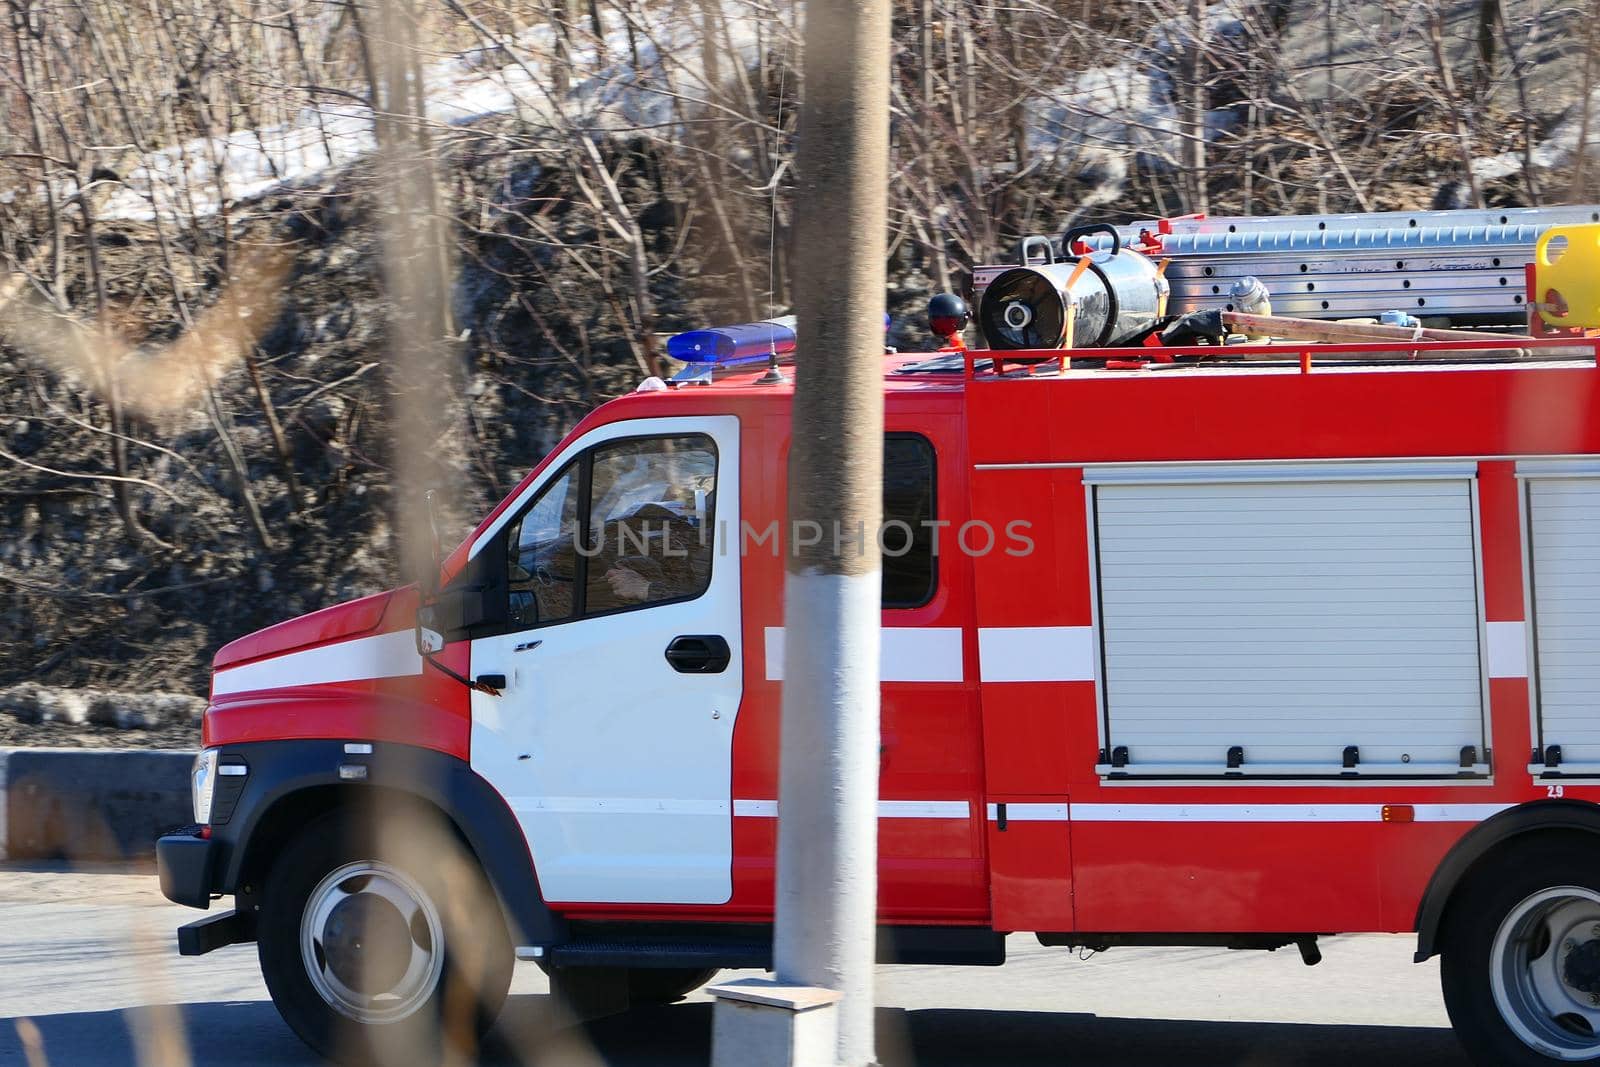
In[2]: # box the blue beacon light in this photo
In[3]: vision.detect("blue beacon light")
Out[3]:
[668,316,795,385]
[666,313,893,384]
[668,316,797,367]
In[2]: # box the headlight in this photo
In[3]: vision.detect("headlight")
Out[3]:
[192,749,218,824]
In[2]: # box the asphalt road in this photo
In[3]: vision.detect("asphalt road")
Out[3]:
[0,864,1472,1067]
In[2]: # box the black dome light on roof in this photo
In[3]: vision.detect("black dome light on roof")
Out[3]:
[927,293,970,345]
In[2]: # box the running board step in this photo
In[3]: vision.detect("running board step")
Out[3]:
[546,939,771,970]
[539,927,1006,971]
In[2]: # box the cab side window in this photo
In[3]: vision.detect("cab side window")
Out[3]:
[584,437,718,613]
[502,434,717,628]
[882,434,937,609]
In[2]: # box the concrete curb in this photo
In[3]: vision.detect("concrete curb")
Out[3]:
[0,747,195,862]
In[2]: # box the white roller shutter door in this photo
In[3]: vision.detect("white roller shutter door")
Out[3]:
[1527,475,1600,768]
[1090,466,1487,776]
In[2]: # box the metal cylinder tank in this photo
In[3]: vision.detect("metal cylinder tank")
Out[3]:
[978,224,1169,349]
[979,261,1111,350]
[1088,243,1168,344]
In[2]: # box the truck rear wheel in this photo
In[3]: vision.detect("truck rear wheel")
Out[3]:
[1441,840,1600,1065]
[257,811,512,1066]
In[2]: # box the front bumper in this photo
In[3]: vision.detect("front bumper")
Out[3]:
[156,826,219,909]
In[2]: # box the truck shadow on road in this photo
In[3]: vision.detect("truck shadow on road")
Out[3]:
[3,995,1470,1066]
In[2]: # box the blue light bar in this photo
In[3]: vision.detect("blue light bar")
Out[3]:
[665,313,895,385]
[668,316,797,365]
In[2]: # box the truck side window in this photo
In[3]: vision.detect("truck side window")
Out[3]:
[505,462,581,626]
[883,434,937,609]
[583,436,717,614]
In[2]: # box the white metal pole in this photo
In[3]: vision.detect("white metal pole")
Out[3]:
[772,0,891,1061]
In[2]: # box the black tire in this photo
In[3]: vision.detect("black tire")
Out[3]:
[1441,837,1600,1066]
[257,810,513,1066]
[626,967,719,1005]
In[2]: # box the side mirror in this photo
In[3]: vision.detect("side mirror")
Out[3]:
[415,604,446,655]
[428,582,506,633]
[416,488,447,655]
[416,579,507,655]
[414,491,509,650]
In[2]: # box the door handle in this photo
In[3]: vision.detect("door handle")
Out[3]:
[664,635,731,674]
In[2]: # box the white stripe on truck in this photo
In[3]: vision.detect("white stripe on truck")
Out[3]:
[763,627,964,683]
[211,629,421,697]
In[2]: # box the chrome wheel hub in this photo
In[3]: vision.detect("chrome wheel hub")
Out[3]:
[1492,887,1600,1060]
[300,862,444,1023]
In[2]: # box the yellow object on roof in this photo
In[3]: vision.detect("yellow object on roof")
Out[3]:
[1535,224,1600,328]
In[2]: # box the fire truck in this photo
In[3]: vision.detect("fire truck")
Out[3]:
[160,205,1600,1066]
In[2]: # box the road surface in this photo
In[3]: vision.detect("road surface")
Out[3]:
[0,864,1471,1066]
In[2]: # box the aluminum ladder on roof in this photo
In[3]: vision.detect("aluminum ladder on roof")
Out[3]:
[1115,204,1600,240]
[1028,205,1600,326]
[1123,223,1543,324]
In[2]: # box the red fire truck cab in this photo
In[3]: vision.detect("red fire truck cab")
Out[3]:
[159,321,1600,1067]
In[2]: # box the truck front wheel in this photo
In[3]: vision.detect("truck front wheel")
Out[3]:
[1441,840,1600,1065]
[256,811,513,1066]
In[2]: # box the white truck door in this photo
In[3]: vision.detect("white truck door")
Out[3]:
[468,415,742,904]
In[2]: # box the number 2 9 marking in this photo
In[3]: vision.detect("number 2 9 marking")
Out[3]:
[1548,784,1566,798]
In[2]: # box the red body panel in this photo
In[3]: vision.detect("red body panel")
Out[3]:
[962,357,1600,936]
[966,365,1600,466]
[202,674,471,758]
[213,589,393,670]
[205,587,473,760]
[986,815,1073,931]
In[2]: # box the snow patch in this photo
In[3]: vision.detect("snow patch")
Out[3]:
[41,0,1263,221]
[1028,62,1178,164]
[1025,0,1250,184]
[1473,88,1600,180]
[0,683,204,729]
[86,2,778,222]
